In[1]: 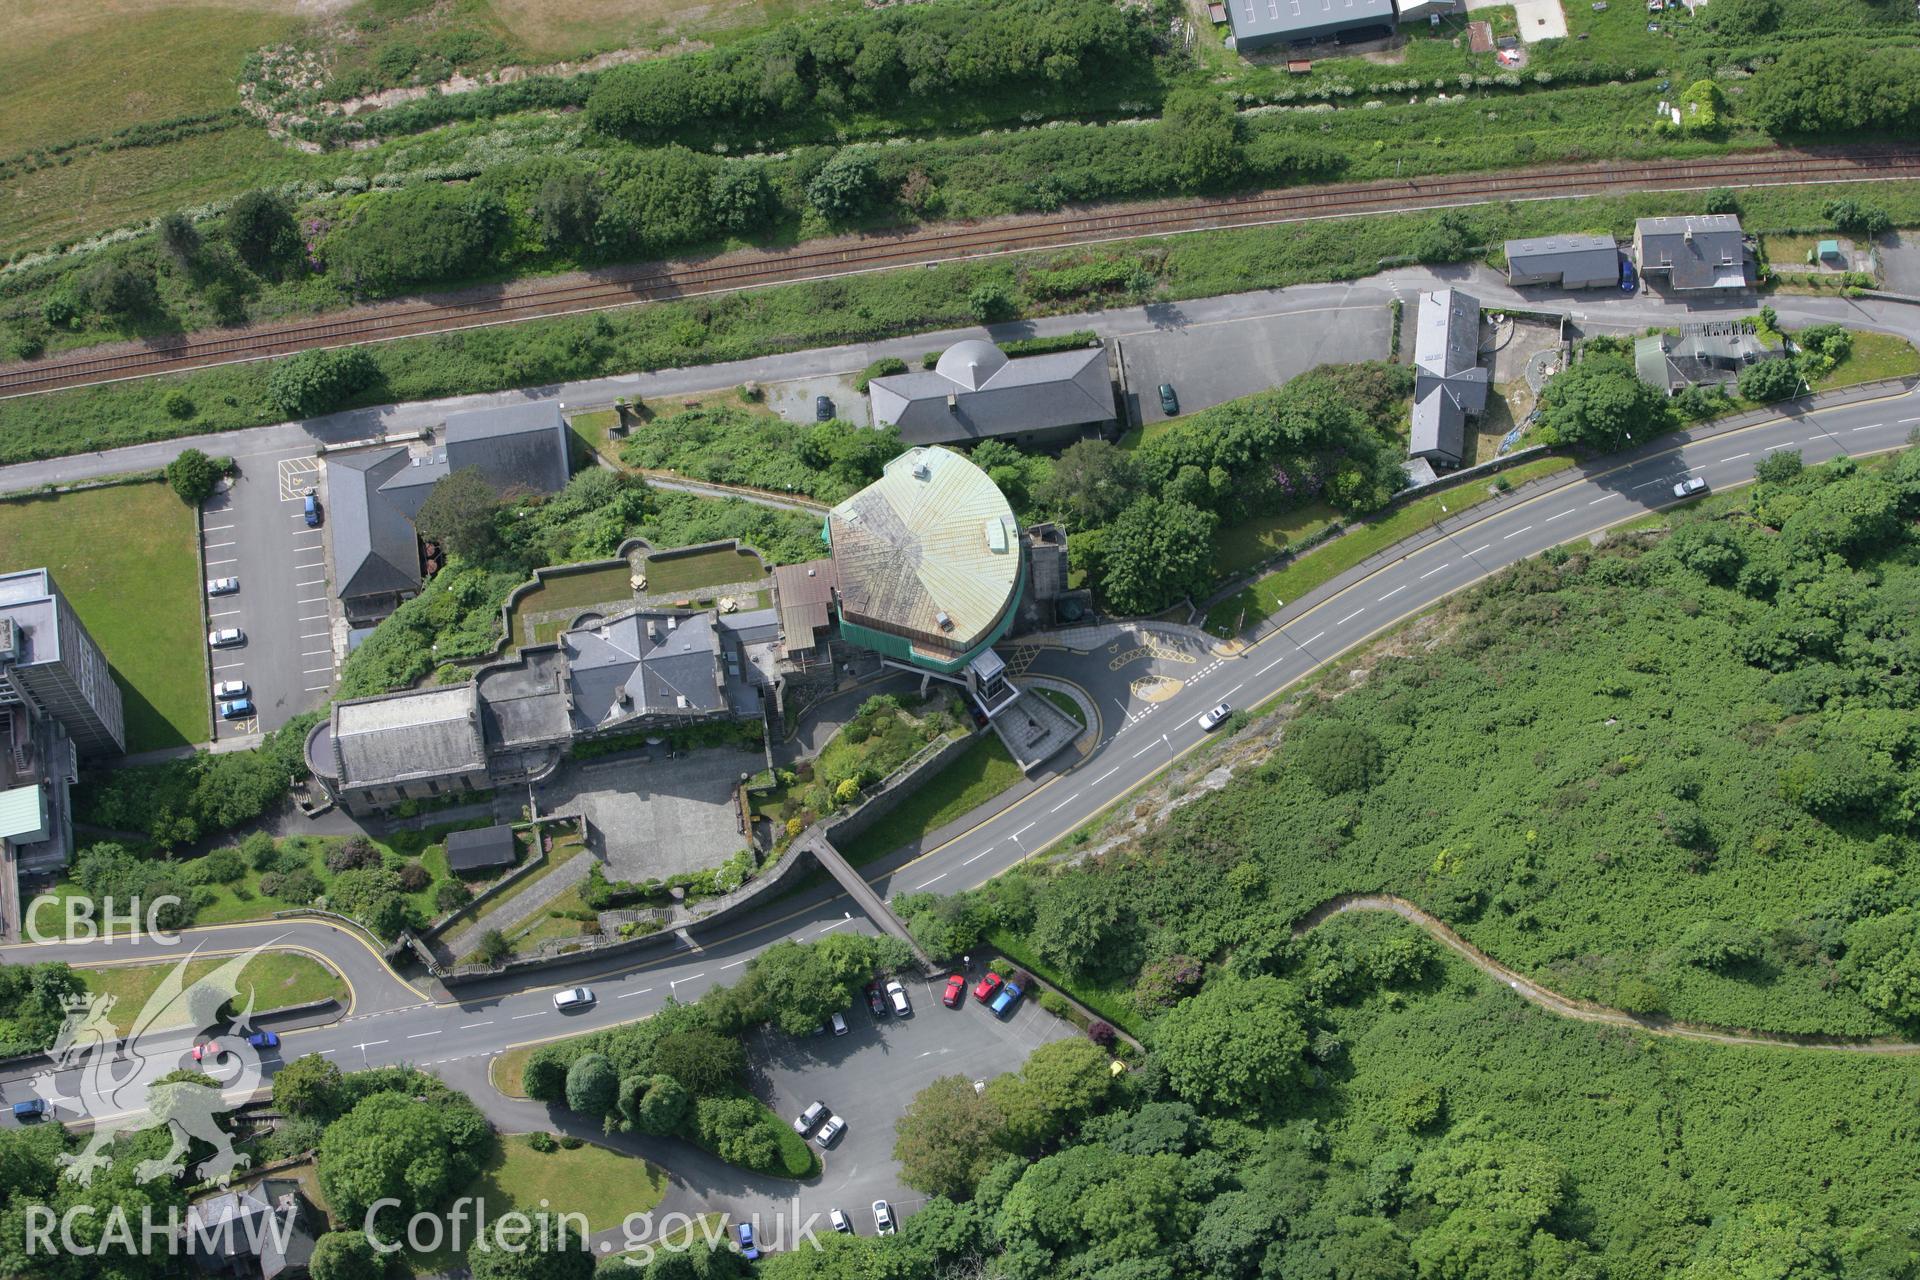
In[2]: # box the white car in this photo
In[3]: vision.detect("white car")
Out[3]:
[814,1114,846,1148]
[872,1200,896,1236]
[885,979,910,1017]
[552,986,595,1011]
[1197,702,1232,731]
[213,679,249,699]
[793,1100,828,1135]
[208,628,244,648]
[205,576,239,596]
[829,1011,849,1036]
[829,1208,852,1235]
[1673,476,1707,499]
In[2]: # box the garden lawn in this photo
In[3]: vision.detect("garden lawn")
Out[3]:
[840,734,1024,866]
[77,952,347,1033]
[453,832,588,957]
[1815,329,1920,389]
[644,545,766,594]
[0,481,206,751]
[1210,501,1340,579]
[1205,455,1576,633]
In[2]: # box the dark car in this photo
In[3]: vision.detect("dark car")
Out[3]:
[865,981,887,1017]
[11,1099,47,1122]
[1619,257,1638,294]
[1157,383,1179,416]
[303,489,321,527]
[815,394,834,422]
[737,1222,759,1261]
[246,1031,279,1050]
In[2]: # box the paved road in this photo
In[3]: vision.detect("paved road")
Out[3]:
[7,382,1916,1246]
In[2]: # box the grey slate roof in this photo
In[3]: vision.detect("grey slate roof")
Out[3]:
[867,341,1112,445]
[330,685,486,786]
[564,609,726,730]
[445,823,518,872]
[1408,288,1489,467]
[328,448,423,599]
[1635,215,1746,291]
[444,402,571,496]
[1634,324,1783,392]
[1504,234,1619,287]
[1228,0,1396,43]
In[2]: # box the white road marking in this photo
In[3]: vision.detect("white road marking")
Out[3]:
[1766,442,1796,451]
[296,578,326,587]
[1544,509,1574,522]
[1011,823,1034,839]
[212,662,245,671]
[1300,630,1324,645]
[511,1012,544,1020]
[1588,496,1611,505]
[616,988,654,1000]
[406,1031,439,1039]
[963,849,992,865]
[1899,416,1920,424]
[1502,525,1533,540]
[1337,608,1365,625]
[301,649,331,658]
[1378,584,1406,601]
[203,524,234,532]
[1419,562,1449,580]
[720,959,748,970]
[1724,451,1751,460]
[304,684,332,693]
[1091,767,1118,785]
[815,919,852,934]
[1631,478,1668,489]
[302,666,333,675]
[204,541,235,550]
[459,1021,493,1029]
[1258,656,1288,674]
[205,558,237,567]
[356,1040,388,1049]
[1050,792,1079,813]
[210,609,242,618]
[1852,425,1877,432]
[916,873,947,888]
[669,973,707,988]
[1223,683,1243,697]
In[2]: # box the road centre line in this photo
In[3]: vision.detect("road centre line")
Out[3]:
[1725,451,1751,460]
[1011,823,1034,839]
[1767,442,1795,450]
[917,873,947,888]
[1419,562,1449,580]
[1299,630,1324,645]
[459,1021,493,1029]
[1091,767,1118,785]
[1378,584,1406,601]
[1588,496,1611,505]
[1853,425,1877,432]
[406,1031,439,1039]
[1544,509,1574,522]
[617,988,655,999]
[1502,525,1533,539]
[964,849,992,865]
[720,959,748,970]
[511,1012,544,1020]
[1465,544,1490,556]
[1050,792,1080,813]
[1337,609,1365,625]
[669,973,707,988]
[1258,656,1287,674]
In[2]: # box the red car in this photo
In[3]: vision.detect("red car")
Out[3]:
[942,974,966,1008]
[973,972,1004,1004]
[191,1041,222,1063]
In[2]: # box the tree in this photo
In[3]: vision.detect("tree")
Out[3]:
[1151,975,1310,1115]
[1292,719,1384,795]
[1037,439,1137,528]
[1159,88,1243,192]
[316,1091,486,1235]
[310,1231,384,1280]
[226,189,299,272]
[1029,870,1136,980]
[1535,352,1670,452]
[1754,447,1803,485]
[265,346,381,419]
[1708,0,1779,37]
[566,1053,620,1116]
[522,1046,569,1102]
[595,147,720,254]
[653,1028,745,1096]
[81,260,155,317]
[694,1096,778,1169]
[1093,496,1217,615]
[967,284,1014,323]
[156,211,201,265]
[272,1053,344,1118]
[469,1236,594,1280]
[1738,358,1803,403]
[416,465,502,562]
[164,447,223,505]
[620,1073,692,1135]
[986,1037,1116,1155]
[710,166,773,234]
[324,185,506,291]
[806,151,885,220]
[894,1075,1006,1200]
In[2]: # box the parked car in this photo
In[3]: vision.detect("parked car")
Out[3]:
[943,974,967,1008]
[552,986,595,1011]
[208,628,244,648]
[736,1222,759,1262]
[973,972,1004,1004]
[865,981,887,1017]
[815,1114,846,1148]
[872,1201,896,1236]
[815,395,835,422]
[192,1040,222,1063]
[11,1099,47,1122]
[1197,702,1232,731]
[205,577,239,596]
[990,982,1024,1019]
[303,489,321,527]
[246,1031,279,1050]
[793,1100,829,1135]
[885,979,911,1017]
[829,1012,849,1036]
[1158,383,1179,416]
[217,697,255,720]
[829,1208,852,1235]
[1619,257,1638,293]
[1673,476,1707,499]
[213,679,248,699]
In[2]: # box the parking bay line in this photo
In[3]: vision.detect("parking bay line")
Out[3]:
[211,610,242,619]
[212,662,245,671]
[205,558,237,567]
[203,541,235,550]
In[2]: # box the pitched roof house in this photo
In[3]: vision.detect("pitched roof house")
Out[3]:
[1633,215,1748,291]
[867,341,1114,447]
[1408,288,1490,468]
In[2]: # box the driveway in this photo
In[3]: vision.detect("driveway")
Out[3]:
[201,446,337,741]
[1122,301,1390,427]
[1469,0,1567,40]
[1878,230,1920,296]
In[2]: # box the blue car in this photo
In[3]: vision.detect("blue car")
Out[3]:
[990,982,1024,1018]
[1619,257,1638,293]
[737,1222,760,1261]
[218,697,254,719]
[11,1099,47,1122]
[303,490,321,527]
[246,1031,279,1050]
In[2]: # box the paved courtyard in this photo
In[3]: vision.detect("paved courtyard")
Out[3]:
[1122,301,1391,427]
[539,746,760,881]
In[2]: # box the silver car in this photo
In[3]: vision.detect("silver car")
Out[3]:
[872,1200,896,1235]
[205,576,239,596]
[1197,702,1231,731]
[1673,476,1707,499]
[552,986,595,1011]
[793,1100,828,1135]
[814,1114,846,1148]
[213,679,249,699]
[208,628,244,648]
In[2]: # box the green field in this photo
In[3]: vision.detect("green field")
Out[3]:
[0,481,207,751]
[76,951,347,1033]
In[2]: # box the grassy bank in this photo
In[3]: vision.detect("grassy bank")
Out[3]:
[76,951,347,1033]
[840,734,1026,867]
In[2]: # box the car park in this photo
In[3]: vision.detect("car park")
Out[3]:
[208,628,245,648]
[794,1100,829,1135]
[990,982,1024,1018]
[213,679,249,699]
[865,981,887,1017]
[974,972,1004,1004]
[830,1012,849,1036]
[1158,383,1179,415]
[303,490,321,527]
[1673,476,1707,499]
[872,1201,896,1236]
[1198,702,1232,731]
[829,1208,852,1235]
[815,1114,846,1148]
[885,979,911,1017]
[943,974,967,1008]
[218,697,255,719]
[206,577,239,596]
[736,1222,759,1261]
[552,986,595,1011]
[246,1031,279,1050]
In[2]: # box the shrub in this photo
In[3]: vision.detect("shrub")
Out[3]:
[265,347,381,419]
[434,880,472,912]
[806,151,885,220]
[161,388,195,420]
[476,930,511,965]
[164,447,223,504]
[396,862,431,892]
[1738,358,1803,403]
[324,185,506,292]
[225,190,299,271]
[527,1131,558,1153]
[262,868,325,904]
[326,839,383,873]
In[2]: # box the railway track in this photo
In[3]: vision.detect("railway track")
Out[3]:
[7,146,1920,398]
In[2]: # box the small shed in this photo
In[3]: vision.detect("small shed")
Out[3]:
[445,823,519,875]
[1209,2,1228,22]
[1816,239,1844,264]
